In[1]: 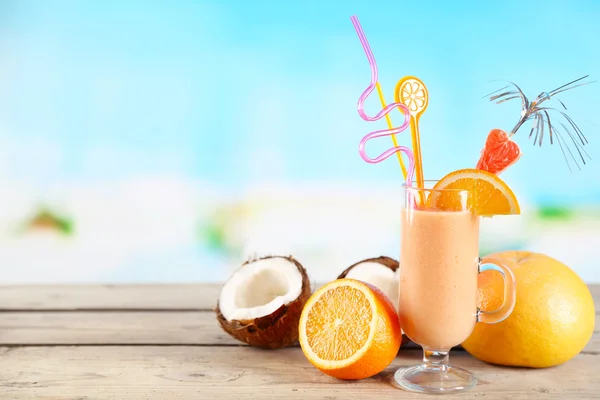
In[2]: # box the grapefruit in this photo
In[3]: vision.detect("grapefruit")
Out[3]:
[462,251,595,368]
[476,128,522,174]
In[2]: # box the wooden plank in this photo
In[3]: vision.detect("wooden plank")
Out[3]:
[0,346,598,399]
[0,284,221,311]
[0,311,234,345]
[0,311,598,354]
[1,283,599,311]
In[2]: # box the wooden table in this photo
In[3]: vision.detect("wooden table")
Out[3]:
[0,284,598,399]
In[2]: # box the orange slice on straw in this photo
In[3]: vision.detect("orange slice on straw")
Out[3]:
[428,168,520,216]
[298,279,401,380]
[397,77,428,114]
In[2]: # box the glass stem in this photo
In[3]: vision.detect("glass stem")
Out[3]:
[423,348,450,372]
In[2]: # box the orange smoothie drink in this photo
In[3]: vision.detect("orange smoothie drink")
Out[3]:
[393,180,517,394]
[399,208,479,350]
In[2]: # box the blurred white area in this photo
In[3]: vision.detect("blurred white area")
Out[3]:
[233,182,405,283]
[0,175,223,282]
[0,177,597,284]
[525,217,600,284]
[216,185,600,284]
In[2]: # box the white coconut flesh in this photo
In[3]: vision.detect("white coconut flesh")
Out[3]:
[344,261,400,310]
[219,257,303,321]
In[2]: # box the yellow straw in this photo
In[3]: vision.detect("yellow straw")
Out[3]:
[394,76,428,194]
[375,82,408,180]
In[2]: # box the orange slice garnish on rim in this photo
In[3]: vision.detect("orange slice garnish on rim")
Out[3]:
[428,168,520,216]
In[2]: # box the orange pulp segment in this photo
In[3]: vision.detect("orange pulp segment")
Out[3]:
[298,279,401,380]
[428,168,520,216]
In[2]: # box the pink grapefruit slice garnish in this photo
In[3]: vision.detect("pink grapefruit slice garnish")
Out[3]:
[476,129,521,175]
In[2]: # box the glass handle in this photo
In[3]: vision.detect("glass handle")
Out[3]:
[476,256,517,324]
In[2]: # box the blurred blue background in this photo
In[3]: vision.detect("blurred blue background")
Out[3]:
[0,0,598,283]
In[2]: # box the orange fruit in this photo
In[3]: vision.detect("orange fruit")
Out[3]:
[463,251,595,368]
[476,128,522,174]
[428,168,520,216]
[298,278,401,380]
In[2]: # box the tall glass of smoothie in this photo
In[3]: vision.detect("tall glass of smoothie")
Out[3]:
[393,181,517,394]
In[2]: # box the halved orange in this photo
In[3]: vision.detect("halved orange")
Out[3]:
[428,168,520,216]
[298,279,401,380]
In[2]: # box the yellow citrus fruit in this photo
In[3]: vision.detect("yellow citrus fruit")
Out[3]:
[428,168,520,216]
[298,279,401,380]
[462,251,595,368]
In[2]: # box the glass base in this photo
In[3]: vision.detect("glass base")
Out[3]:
[392,364,477,394]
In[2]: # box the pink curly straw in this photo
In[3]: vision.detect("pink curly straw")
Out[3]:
[351,15,415,187]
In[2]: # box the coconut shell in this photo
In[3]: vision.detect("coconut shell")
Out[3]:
[336,255,399,279]
[337,256,411,347]
[215,255,311,349]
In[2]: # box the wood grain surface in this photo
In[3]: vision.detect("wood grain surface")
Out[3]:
[0,284,598,399]
[1,346,599,400]
[0,283,598,311]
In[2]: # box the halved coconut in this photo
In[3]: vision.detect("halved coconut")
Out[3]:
[216,255,311,349]
[338,256,411,347]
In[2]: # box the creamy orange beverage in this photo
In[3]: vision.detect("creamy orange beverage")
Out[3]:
[393,181,516,394]
[399,209,480,350]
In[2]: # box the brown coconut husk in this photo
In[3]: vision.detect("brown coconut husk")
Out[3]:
[337,255,399,279]
[215,255,311,349]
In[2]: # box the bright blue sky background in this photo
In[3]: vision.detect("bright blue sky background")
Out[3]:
[0,0,599,205]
